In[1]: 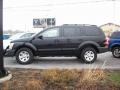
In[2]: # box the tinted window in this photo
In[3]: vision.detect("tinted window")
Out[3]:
[63,27,83,37]
[84,26,100,36]
[111,32,120,38]
[40,28,59,37]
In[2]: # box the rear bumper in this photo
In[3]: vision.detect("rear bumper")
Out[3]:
[98,47,108,53]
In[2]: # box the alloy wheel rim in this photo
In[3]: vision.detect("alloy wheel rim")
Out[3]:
[84,50,95,61]
[19,51,30,62]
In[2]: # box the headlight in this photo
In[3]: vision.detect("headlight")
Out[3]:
[8,43,14,50]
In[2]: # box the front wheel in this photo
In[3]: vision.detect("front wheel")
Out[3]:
[112,47,120,58]
[16,48,34,64]
[81,47,97,64]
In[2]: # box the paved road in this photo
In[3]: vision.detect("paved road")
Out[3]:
[4,52,120,69]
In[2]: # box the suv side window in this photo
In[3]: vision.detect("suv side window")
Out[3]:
[63,27,82,37]
[40,28,59,38]
[84,27,100,36]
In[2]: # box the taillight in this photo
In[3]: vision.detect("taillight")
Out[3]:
[104,37,110,48]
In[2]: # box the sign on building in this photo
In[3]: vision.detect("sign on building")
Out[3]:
[33,18,56,28]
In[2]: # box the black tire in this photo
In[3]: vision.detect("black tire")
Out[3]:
[76,55,85,63]
[112,47,120,58]
[16,48,33,64]
[77,56,81,59]
[81,47,97,64]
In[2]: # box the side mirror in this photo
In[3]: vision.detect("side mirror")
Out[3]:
[38,35,43,39]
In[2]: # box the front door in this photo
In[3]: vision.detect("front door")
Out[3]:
[32,27,62,56]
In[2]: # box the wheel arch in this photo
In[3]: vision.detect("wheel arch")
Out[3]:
[78,41,100,53]
[15,43,37,56]
[111,44,120,51]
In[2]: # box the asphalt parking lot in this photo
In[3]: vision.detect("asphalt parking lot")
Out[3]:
[4,52,120,69]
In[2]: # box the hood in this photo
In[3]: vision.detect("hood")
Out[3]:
[11,37,33,43]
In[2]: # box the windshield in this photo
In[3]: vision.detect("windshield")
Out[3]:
[9,33,35,40]
[9,33,25,40]
[20,33,35,38]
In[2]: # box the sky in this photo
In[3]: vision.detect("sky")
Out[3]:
[3,0,120,32]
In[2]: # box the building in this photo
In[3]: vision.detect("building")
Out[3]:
[100,23,120,36]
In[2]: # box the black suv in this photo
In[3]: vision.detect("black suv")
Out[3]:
[5,24,108,64]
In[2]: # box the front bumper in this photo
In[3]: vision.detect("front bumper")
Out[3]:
[98,47,108,53]
[4,49,15,57]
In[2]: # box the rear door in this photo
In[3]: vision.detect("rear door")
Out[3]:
[60,26,83,54]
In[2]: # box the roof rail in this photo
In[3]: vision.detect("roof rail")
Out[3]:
[62,24,96,26]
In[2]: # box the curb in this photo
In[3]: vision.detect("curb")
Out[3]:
[0,71,12,83]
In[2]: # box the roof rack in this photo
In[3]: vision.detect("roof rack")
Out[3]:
[62,24,96,26]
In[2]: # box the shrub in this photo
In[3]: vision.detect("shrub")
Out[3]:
[41,69,80,89]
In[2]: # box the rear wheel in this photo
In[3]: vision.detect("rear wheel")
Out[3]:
[16,48,34,64]
[76,56,85,63]
[112,47,120,58]
[81,47,97,64]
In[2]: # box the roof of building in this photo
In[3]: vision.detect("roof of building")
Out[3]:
[100,23,120,27]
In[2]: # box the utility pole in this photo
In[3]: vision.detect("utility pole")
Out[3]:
[0,0,8,78]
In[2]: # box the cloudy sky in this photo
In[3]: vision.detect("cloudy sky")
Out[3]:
[3,0,120,31]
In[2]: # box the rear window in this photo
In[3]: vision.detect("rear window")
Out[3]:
[111,32,120,39]
[84,26,101,36]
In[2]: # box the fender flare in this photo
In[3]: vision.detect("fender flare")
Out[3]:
[110,43,120,49]
[24,43,37,52]
[78,41,100,52]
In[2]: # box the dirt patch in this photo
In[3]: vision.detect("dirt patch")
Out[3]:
[0,68,120,90]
